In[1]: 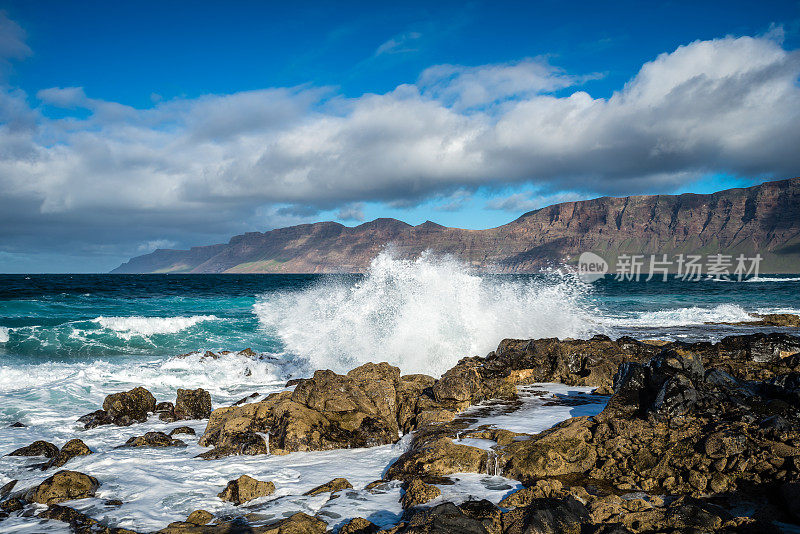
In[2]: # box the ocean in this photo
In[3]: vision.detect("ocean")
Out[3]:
[1,251,799,531]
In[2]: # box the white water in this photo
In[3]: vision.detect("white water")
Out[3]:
[603,303,757,329]
[0,381,595,532]
[255,251,597,377]
[0,326,8,343]
[93,315,220,339]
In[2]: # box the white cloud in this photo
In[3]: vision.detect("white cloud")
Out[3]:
[375,31,423,56]
[486,191,586,213]
[1,29,799,262]
[419,57,598,110]
[336,203,365,221]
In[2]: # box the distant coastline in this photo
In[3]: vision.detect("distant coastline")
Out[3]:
[113,177,800,274]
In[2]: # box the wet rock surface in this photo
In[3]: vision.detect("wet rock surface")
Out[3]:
[43,438,93,469]
[400,479,441,509]
[9,332,800,533]
[122,431,187,448]
[8,439,59,458]
[175,388,213,420]
[79,386,157,428]
[218,475,276,505]
[26,470,100,504]
[303,477,353,496]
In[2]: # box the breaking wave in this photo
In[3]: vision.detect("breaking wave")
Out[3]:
[254,251,598,376]
[605,303,755,328]
[92,315,219,339]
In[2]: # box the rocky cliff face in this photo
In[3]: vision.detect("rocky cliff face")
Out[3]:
[112,177,800,273]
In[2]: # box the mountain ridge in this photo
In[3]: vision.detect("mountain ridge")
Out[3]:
[112,177,800,274]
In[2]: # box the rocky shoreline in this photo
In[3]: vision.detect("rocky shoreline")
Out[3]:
[4,331,800,532]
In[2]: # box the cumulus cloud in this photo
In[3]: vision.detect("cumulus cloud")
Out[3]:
[486,191,587,213]
[1,25,799,268]
[336,203,365,221]
[418,57,599,110]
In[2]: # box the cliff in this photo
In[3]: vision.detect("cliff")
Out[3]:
[112,177,800,274]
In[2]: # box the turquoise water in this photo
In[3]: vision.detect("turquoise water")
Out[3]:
[0,254,798,531]
[1,261,799,367]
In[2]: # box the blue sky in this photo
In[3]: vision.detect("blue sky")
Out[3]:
[0,1,799,272]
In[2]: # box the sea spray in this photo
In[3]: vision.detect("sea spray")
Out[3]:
[254,251,598,376]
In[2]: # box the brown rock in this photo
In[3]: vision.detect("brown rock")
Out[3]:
[0,479,17,498]
[157,401,176,422]
[186,509,214,525]
[1,497,23,512]
[169,426,197,436]
[303,477,352,496]
[27,470,100,504]
[387,437,486,480]
[218,475,275,505]
[401,479,441,509]
[44,438,92,469]
[338,516,378,534]
[175,388,212,420]
[259,512,326,534]
[8,440,59,458]
[102,386,157,425]
[122,431,186,448]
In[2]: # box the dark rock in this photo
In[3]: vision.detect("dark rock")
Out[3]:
[174,388,212,420]
[26,470,99,504]
[105,499,123,506]
[8,421,26,428]
[103,386,157,424]
[78,409,115,429]
[1,497,23,513]
[217,474,275,505]
[156,401,176,422]
[0,479,17,499]
[502,496,589,534]
[38,504,138,534]
[122,431,186,448]
[232,392,260,406]
[44,438,92,469]
[303,477,352,496]
[169,426,196,436]
[78,386,157,429]
[781,481,800,523]
[7,440,59,458]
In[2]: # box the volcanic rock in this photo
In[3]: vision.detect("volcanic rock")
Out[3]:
[199,363,413,457]
[79,386,157,428]
[218,475,275,505]
[7,440,59,458]
[400,479,441,509]
[303,477,352,496]
[339,517,379,534]
[122,431,186,448]
[44,438,92,469]
[26,470,99,504]
[174,388,212,420]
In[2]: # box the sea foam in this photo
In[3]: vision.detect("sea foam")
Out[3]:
[605,303,756,328]
[93,315,219,339]
[254,251,597,377]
